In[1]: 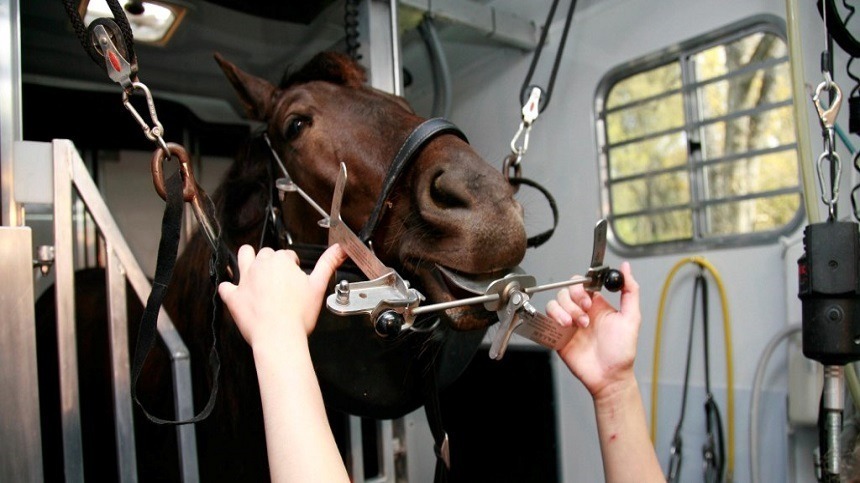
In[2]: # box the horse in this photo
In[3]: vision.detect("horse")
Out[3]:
[36,51,528,482]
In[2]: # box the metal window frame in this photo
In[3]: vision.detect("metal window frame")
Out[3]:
[594,14,804,257]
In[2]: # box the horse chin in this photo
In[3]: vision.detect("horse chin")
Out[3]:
[408,263,523,331]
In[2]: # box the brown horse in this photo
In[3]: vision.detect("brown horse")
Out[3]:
[37,51,527,482]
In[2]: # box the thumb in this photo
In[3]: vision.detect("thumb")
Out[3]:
[310,244,347,291]
[218,281,237,306]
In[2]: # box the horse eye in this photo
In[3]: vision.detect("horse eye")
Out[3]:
[284,117,310,140]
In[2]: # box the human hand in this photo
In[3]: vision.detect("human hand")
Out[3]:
[218,244,347,351]
[545,262,640,400]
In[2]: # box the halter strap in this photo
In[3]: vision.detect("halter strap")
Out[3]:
[358,118,468,243]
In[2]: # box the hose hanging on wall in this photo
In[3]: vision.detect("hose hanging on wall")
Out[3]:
[417,16,452,119]
[650,256,736,482]
[749,324,802,483]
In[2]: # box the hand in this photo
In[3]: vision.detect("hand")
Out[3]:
[218,244,347,350]
[545,262,641,400]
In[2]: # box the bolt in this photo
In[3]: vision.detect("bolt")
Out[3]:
[335,280,350,305]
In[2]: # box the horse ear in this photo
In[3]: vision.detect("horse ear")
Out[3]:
[214,53,277,122]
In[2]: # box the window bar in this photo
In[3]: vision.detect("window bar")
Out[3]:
[681,50,707,238]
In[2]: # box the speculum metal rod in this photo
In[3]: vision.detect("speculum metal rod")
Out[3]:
[523,275,590,295]
[409,275,593,317]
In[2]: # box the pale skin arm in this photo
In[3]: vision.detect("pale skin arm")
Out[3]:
[545,262,665,483]
[218,244,350,483]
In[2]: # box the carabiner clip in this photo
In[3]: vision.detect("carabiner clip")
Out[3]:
[122,82,167,150]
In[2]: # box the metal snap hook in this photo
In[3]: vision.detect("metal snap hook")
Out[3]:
[123,81,165,143]
[813,80,843,130]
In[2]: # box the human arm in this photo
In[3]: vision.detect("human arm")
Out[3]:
[545,262,664,483]
[218,244,350,483]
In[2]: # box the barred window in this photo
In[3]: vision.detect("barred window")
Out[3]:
[595,17,803,254]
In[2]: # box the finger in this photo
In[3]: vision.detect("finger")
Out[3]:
[566,278,592,312]
[237,245,256,276]
[617,261,640,321]
[556,288,590,328]
[283,249,300,265]
[218,281,237,306]
[256,246,275,259]
[310,244,347,290]
[545,299,572,327]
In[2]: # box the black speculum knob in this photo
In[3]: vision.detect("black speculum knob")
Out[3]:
[604,269,624,292]
[374,310,404,338]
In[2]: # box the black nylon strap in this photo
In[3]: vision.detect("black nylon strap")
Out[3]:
[131,170,221,425]
[700,277,726,482]
[507,176,559,249]
[675,274,704,434]
[668,272,725,482]
[519,0,578,112]
[359,118,467,243]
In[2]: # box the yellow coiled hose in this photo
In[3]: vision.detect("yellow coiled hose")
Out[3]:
[650,256,735,481]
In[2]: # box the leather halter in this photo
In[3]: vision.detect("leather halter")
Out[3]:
[358,117,468,243]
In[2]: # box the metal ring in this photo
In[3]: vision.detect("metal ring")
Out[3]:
[151,143,198,202]
[502,153,523,183]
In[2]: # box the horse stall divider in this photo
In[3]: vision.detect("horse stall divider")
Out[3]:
[0,227,44,482]
[51,139,200,482]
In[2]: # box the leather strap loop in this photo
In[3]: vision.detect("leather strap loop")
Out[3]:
[359,118,467,243]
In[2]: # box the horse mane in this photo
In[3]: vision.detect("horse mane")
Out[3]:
[211,136,274,251]
[279,51,366,89]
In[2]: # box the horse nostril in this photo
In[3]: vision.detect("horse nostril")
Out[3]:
[431,171,468,209]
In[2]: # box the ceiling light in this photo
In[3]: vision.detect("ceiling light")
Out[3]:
[80,0,186,46]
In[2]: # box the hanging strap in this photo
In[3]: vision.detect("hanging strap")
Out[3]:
[700,276,726,482]
[131,171,222,425]
[666,273,703,482]
[666,272,726,482]
[519,0,578,112]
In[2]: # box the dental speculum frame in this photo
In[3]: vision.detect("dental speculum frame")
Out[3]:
[320,163,624,359]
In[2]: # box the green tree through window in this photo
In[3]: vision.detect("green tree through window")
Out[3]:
[595,17,802,254]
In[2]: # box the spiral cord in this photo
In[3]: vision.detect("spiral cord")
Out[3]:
[344,0,362,61]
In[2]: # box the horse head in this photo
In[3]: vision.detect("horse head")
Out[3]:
[215,51,527,331]
[191,51,532,420]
